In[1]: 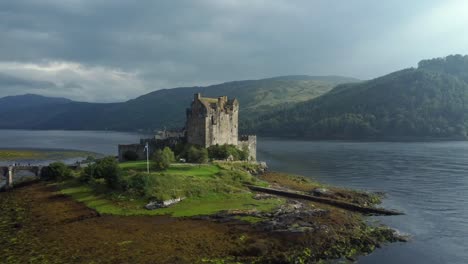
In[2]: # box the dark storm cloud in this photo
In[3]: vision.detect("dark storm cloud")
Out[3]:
[0,0,467,101]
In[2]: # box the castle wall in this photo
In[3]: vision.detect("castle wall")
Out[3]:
[118,144,147,162]
[238,135,257,161]
[207,102,238,146]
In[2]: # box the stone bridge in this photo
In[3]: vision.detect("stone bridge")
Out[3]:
[1,165,43,189]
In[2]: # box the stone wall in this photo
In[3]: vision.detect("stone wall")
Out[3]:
[238,135,257,161]
[186,93,239,148]
[118,137,183,162]
[118,144,147,162]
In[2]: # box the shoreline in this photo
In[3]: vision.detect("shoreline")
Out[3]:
[0,162,405,263]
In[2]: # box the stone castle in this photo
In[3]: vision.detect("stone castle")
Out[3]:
[118,93,256,161]
[186,93,256,160]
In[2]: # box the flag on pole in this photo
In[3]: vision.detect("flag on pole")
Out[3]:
[144,142,150,174]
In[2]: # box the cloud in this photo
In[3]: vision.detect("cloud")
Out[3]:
[0,61,146,102]
[0,0,467,102]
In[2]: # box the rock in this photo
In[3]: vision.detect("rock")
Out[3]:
[144,201,161,210]
[312,188,330,197]
[253,193,275,200]
[145,197,185,210]
[392,229,411,242]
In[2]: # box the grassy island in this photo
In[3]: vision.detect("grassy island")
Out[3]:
[0,157,405,264]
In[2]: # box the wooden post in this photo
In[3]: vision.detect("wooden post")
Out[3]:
[6,166,13,189]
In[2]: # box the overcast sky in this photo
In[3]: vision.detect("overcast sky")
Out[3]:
[1,0,468,102]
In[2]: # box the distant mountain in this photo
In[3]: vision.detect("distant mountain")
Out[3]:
[251,55,468,140]
[0,75,355,131]
[0,94,71,111]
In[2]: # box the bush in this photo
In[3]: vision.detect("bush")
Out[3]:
[152,147,175,171]
[207,144,249,161]
[79,157,122,189]
[80,163,96,183]
[95,157,122,189]
[123,150,138,161]
[187,146,208,163]
[119,172,148,195]
[41,162,72,181]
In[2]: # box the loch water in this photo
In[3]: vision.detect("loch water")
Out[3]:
[258,138,468,264]
[1,130,467,263]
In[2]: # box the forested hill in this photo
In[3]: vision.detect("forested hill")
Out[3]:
[0,75,355,131]
[250,55,468,139]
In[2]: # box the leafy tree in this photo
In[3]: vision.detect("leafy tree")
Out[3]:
[41,162,72,181]
[87,156,122,189]
[187,146,208,163]
[80,163,96,183]
[152,147,175,170]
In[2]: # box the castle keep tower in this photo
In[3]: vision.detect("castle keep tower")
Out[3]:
[186,93,239,147]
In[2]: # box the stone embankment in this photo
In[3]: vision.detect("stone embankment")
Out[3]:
[246,185,404,216]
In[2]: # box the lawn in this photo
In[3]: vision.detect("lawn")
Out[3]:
[60,183,283,217]
[60,162,284,217]
[119,161,221,178]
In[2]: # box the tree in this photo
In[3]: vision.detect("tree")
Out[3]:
[152,147,175,171]
[187,146,208,163]
[94,157,122,189]
[41,162,72,181]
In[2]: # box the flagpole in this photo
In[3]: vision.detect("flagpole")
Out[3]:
[145,142,150,174]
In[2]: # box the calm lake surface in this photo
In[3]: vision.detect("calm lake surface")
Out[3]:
[1,130,467,263]
[258,138,468,264]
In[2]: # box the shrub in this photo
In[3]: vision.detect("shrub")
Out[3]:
[41,162,72,181]
[80,163,96,183]
[152,147,175,171]
[94,157,122,189]
[187,146,208,163]
[119,172,148,195]
[207,144,249,161]
[80,157,122,189]
[123,150,138,161]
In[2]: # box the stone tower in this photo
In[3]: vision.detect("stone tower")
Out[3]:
[186,93,239,148]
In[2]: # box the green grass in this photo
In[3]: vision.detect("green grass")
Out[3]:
[58,161,283,217]
[0,148,98,161]
[119,162,221,177]
[119,161,148,170]
[60,183,283,217]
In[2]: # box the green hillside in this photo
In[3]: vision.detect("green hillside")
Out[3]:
[251,55,468,139]
[0,75,356,131]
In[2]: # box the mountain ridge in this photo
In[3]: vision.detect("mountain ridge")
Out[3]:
[250,55,468,139]
[0,75,356,131]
